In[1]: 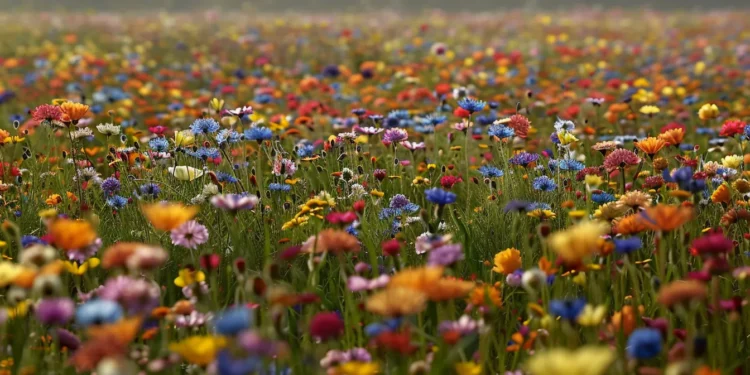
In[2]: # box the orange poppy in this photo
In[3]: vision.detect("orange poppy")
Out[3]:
[637,204,693,232]
[658,128,685,146]
[141,202,198,231]
[48,219,97,251]
[635,137,666,157]
[59,102,90,123]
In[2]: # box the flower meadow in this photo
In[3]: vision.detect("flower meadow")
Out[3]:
[0,8,749,375]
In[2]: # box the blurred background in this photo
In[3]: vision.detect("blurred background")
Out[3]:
[2,0,749,12]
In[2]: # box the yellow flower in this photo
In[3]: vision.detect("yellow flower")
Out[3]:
[556,130,579,145]
[525,346,614,375]
[7,300,30,319]
[698,103,719,120]
[572,272,587,285]
[412,176,430,186]
[427,163,437,170]
[333,361,381,375]
[174,130,195,147]
[639,105,660,115]
[141,202,198,231]
[174,268,206,287]
[169,336,226,366]
[3,136,25,144]
[527,209,556,220]
[0,261,23,287]
[548,220,609,263]
[577,304,607,326]
[721,155,743,169]
[568,210,587,220]
[38,208,58,219]
[168,166,204,181]
[209,98,225,112]
[64,258,100,276]
[492,248,522,275]
[282,216,309,230]
[585,175,603,188]
[455,362,482,375]
[370,189,385,198]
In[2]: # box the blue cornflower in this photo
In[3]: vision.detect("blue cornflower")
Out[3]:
[696,127,716,136]
[549,298,586,321]
[214,306,253,335]
[244,127,273,143]
[76,300,123,327]
[216,350,261,375]
[21,235,47,248]
[425,188,457,205]
[509,152,539,167]
[614,236,642,254]
[550,132,560,144]
[296,142,316,157]
[503,200,532,213]
[627,328,663,359]
[424,114,446,125]
[148,137,170,152]
[100,177,121,196]
[138,183,161,198]
[457,97,486,113]
[216,129,242,144]
[389,194,418,211]
[478,165,504,178]
[268,183,291,192]
[554,118,575,132]
[368,114,383,122]
[106,195,128,209]
[414,124,435,134]
[388,110,410,120]
[527,202,552,211]
[662,167,705,192]
[557,159,585,171]
[187,147,221,160]
[591,192,616,204]
[189,118,220,135]
[488,124,515,139]
[532,176,557,191]
[216,172,238,184]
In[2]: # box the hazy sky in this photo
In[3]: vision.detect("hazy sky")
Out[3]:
[2,0,749,11]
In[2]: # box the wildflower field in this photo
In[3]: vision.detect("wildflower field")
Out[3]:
[0,8,749,375]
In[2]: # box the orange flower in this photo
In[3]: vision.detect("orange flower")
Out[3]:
[366,287,427,316]
[492,248,522,275]
[610,305,644,336]
[49,219,96,251]
[468,285,502,308]
[635,137,666,157]
[60,102,90,123]
[141,202,198,231]
[388,267,474,301]
[613,214,648,235]
[301,229,360,254]
[637,204,693,232]
[658,128,685,146]
[710,184,730,204]
[657,280,707,308]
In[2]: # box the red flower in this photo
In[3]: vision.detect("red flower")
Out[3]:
[309,312,344,341]
[507,114,530,139]
[31,104,63,122]
[440,175,463,189]
[719,120,746,137]
[381,239,402,257]
[453,107,470,118]
[692,230,733,256]
[199,254,220,270]
[660,122,686,134]
[325,211,358,225]
[372,330,417,354]
[352,200,366,214]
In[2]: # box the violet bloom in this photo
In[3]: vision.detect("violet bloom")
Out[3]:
[170,220,209,249]
[427,244,464,266]
[237,331,286,357]
[175,310,212,328]
[67,238,102,263]
[56,328,81,351]
[35,298,75,325]
[382,128,408,145]
[98,276,160,315]
[210,194,259,213]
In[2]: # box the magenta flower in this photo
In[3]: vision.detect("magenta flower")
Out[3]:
[35,298,75,325]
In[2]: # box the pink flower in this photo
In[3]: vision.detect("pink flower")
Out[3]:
[603,149,641,170]
[170,220,209,249]
[31,104,63,122]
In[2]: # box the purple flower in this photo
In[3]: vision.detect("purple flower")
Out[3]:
[67,237,102,263]
[382,128,408,144]
[170,220,209,249]
[35,298,75,325]
[175,310,212,328]
[98,276,160,315]
[100,177,121,196]
[427,244,464,266]
[210,194,259,213]
[509,152,539,167]
[56,329,81,351]
[438,315,484,335]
